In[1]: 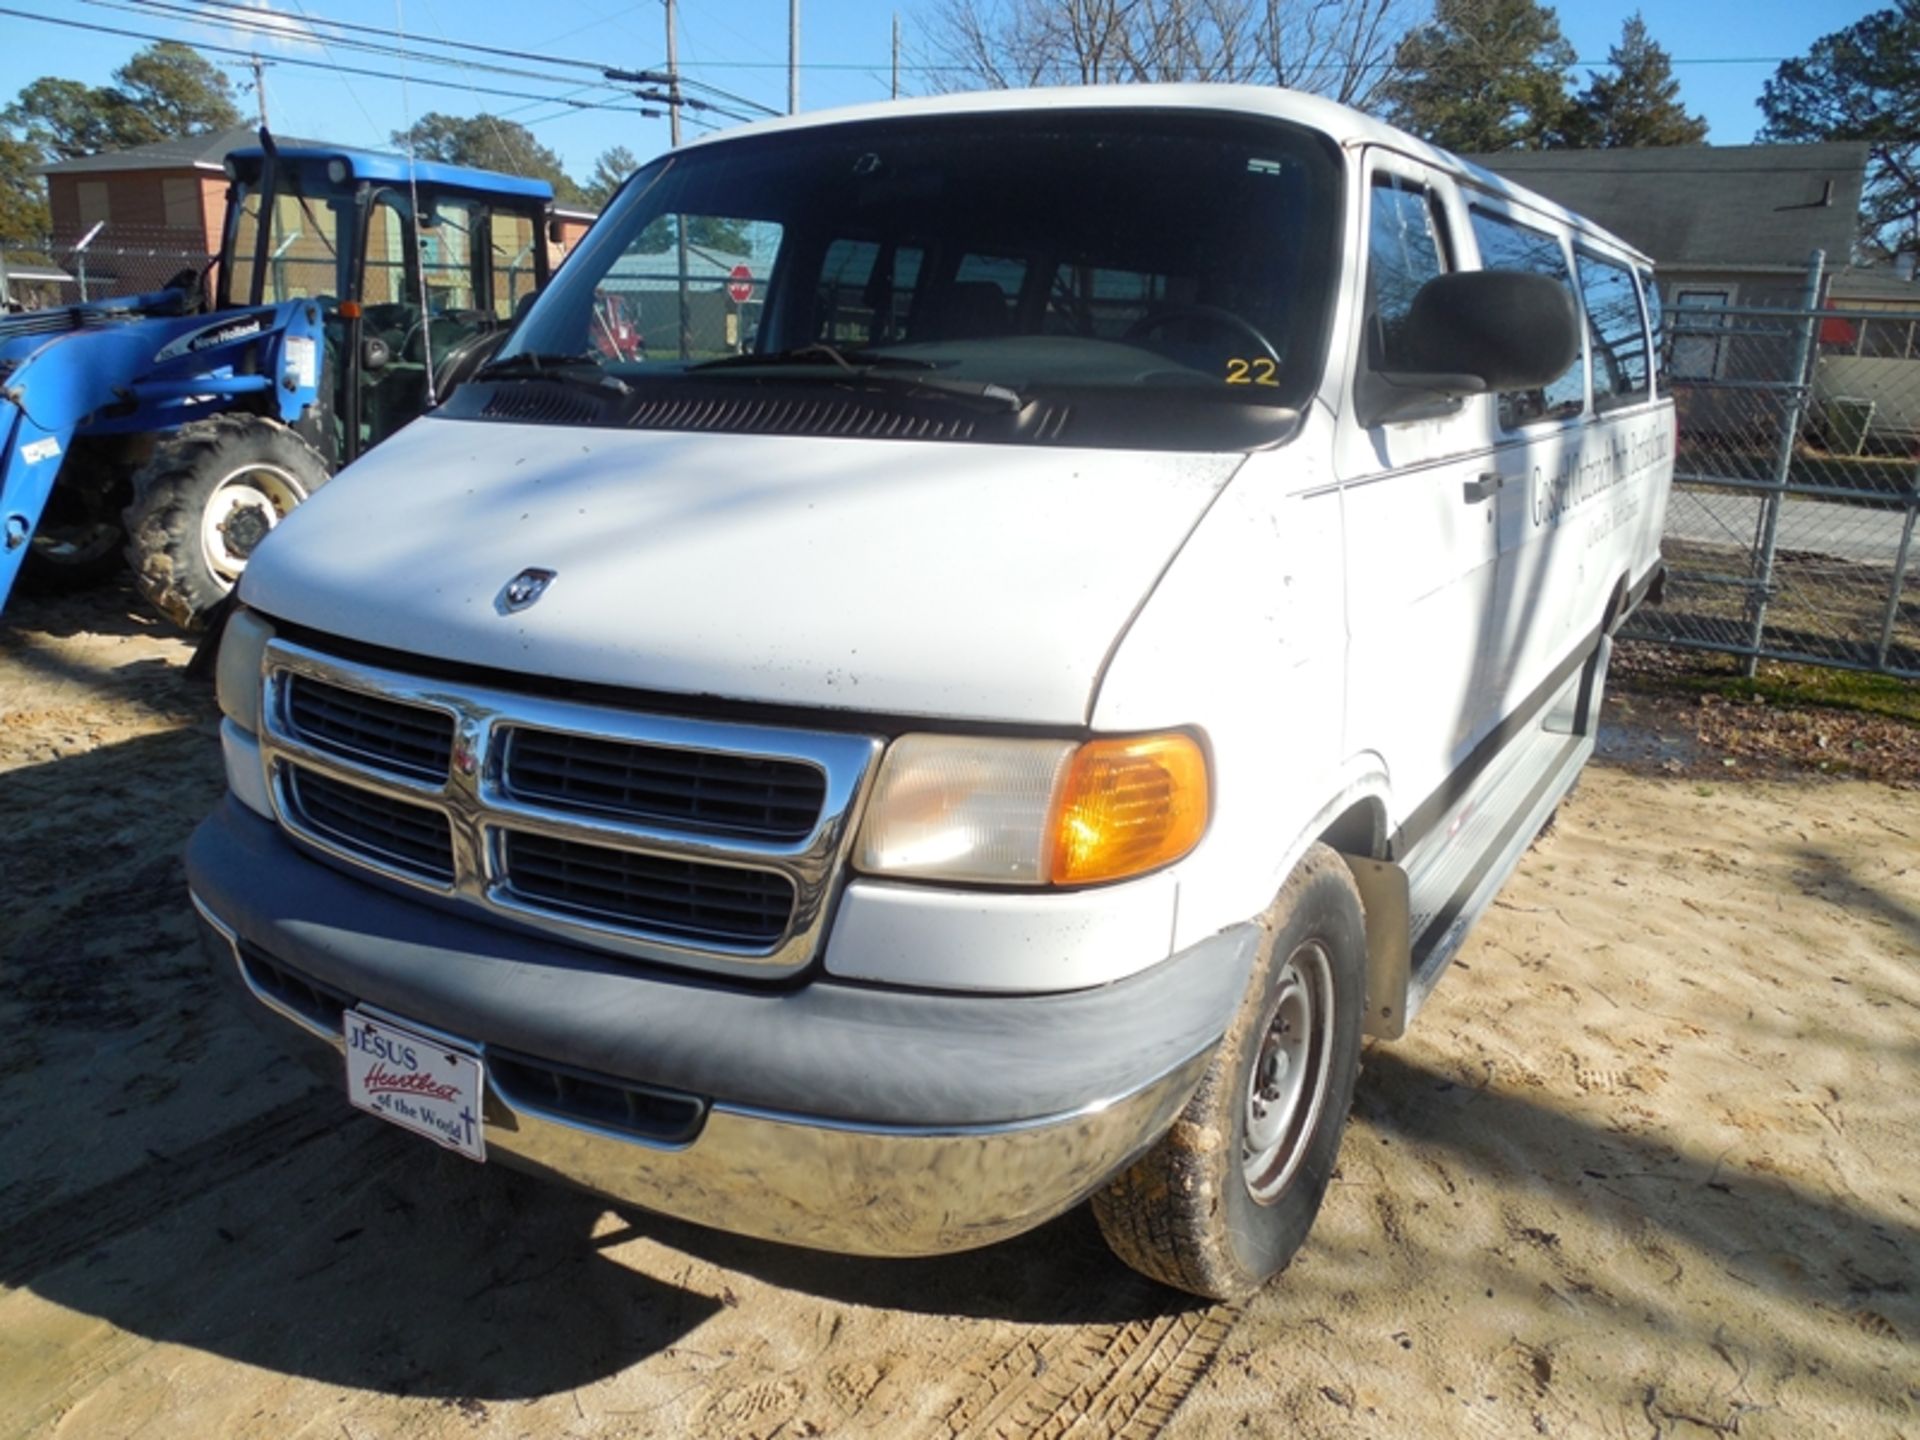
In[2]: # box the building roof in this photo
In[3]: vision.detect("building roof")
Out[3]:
[40,125,322,176]
[1467,143,1868,274]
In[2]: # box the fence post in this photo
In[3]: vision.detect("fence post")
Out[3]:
[1743,248,1826,676]
[1877,496,1917,670]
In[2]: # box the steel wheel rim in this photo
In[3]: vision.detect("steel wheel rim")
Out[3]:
[1242,939,1337,1203]
[200,462,306,583]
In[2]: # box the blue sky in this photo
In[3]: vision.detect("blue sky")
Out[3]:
[0,0,1885,181]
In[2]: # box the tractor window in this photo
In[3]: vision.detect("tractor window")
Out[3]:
[420,196,482,313]
[490,211,539,320]
[222,178,347,307]
[360,199,412,305]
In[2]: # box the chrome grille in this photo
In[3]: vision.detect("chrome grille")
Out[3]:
[256,640,881,980]
[285,673,454,781]
[503,727,825,840]
[286,767,456,883]
[502,831,795,943]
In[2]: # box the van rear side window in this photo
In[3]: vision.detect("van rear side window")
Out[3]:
[1577,253,1649,410]
[1469,208,1584,428]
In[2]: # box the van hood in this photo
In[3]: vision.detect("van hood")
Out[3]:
[243,416,1242,724]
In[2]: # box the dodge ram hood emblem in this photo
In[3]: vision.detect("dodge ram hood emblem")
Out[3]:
[498,567,556,614]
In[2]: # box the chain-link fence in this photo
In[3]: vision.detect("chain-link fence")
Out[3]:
[45,226,211,304]
[1623,261,1920,680]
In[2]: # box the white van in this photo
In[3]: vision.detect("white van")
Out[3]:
[189,86,1673,1299]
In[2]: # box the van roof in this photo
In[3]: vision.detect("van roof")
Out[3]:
[684,84,1653,269]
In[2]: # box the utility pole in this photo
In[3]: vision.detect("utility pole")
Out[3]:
[665,0,691,359]
[249,54,268,128]
[788,0,800,114]
[891,13,900,99]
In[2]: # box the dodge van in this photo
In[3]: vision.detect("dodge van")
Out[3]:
[188,86,1673,1299]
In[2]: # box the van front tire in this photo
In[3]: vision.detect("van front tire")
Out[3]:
[1093,844,1367,1301]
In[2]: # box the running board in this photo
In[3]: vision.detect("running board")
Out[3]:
[1350,638,1606,1039]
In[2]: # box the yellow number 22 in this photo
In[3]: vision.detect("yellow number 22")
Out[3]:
[1225,357,1279,387]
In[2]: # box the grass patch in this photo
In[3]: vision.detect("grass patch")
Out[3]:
[1663,661,1920,725]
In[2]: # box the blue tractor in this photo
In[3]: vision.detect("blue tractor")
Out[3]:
[0,135,558,629]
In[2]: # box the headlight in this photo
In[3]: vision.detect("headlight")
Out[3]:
[855,731,1208,887]
[214,607,275,734]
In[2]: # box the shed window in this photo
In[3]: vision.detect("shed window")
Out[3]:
[162,177,202,231]
[1670,289,1730,380]
[1576,253,1649,409]
[1469,208,1584,427]
[75,181,111,228]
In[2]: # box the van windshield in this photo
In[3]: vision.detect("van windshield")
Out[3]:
[498,111,1342,440]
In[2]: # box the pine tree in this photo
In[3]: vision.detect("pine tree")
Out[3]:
[1760,1,1920,264]
[1566,14,1708,148]
[1379,0,1576,153]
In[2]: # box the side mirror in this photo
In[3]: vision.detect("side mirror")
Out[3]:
[1356,270,1580,427]
[362,336,391,372]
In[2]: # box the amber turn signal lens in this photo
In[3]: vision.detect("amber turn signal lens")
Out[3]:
[338,300,363,320]
[1050,733,1208,885]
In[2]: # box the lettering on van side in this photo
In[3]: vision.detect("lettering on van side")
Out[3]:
[1531,424,1670,529]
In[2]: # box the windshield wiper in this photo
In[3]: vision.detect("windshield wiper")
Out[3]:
[689,342,939,373]
[475,351,630,395]
[686,343,1021,410]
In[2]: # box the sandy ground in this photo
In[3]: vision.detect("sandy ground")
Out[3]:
[1,583,1915,1439]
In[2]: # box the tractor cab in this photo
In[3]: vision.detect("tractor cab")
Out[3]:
[217,145,554,466]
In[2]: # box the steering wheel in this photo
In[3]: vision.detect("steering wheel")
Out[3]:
[1125,304,1280,365]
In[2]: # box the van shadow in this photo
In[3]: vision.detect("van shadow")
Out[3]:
[12,1086,1184,1404]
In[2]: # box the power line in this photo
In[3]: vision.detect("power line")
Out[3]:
[142,0,775,118]
[98,0,613,91]
[135,0,611,77]
[112,0,756,122]
[12,5,660,114]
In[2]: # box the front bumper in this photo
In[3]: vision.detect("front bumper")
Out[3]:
[188,799,1255,1257]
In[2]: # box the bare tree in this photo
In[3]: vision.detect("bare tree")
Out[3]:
[920,0,1416,111]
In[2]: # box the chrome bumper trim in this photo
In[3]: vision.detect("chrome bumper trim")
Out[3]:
[195,888,1211,1256]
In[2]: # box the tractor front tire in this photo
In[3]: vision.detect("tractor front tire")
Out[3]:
[124,414,330,632]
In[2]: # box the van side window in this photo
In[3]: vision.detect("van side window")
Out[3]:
[1365,175,1449,373]
[1469,209,1584,427]
[816,239,924,343]
[1046,264,1170,338]
[1576,253,1649,410]
[1638,268,1665,385]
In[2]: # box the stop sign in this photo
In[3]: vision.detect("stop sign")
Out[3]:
[727,265,754,303]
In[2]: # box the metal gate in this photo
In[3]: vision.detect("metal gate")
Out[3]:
[1622,255,1920,679]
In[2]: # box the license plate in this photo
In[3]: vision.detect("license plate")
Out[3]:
[344,1011,486,1162]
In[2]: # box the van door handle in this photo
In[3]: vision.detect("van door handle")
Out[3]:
[1462,471,1505,503]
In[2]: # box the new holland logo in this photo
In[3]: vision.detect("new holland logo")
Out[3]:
[152,312,271,365]
[497,567,556,614]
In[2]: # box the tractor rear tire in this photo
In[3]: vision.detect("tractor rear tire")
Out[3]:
[124,414,330,632]
[16,449,130,593]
